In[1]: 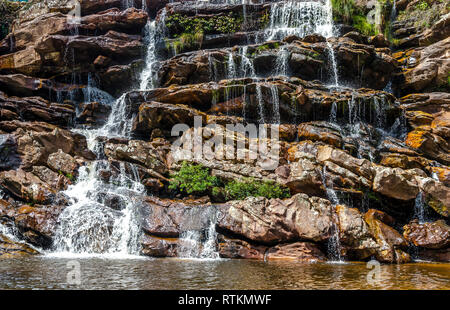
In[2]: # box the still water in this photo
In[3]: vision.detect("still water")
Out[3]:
[0,257,448,290]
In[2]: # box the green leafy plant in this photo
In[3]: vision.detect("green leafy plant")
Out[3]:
[416,1,430,11]
[169,162,291,201]
[222,178,291,201]
[168,161,220,196]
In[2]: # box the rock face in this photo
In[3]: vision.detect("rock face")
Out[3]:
[0,0,448,264]
[0,233,39,258]
[403,220,450,249]
[217,194,334,244]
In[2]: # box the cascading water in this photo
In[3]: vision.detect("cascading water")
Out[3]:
[178,207,220,260]
[321,166,343,262]
[265,0,339,86]
[414,192,427,224]
[49,18,166,258]
[265,0,334,40]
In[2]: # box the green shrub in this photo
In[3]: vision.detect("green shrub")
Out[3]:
[332,0,356,23]
[416,1,430,11]
[352,14,377,36]
[168,161,220,196]
[165,13,243,38]
[168,162,291,201]
[223,178,291,201]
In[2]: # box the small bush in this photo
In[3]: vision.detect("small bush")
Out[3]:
[169,162,291,201]
[168,161,220,196]
[222,178,291,201]
[416,1,430,11]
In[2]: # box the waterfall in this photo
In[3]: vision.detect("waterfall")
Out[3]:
[414,192,427,224]
[276,45,289,77]
[139,20,159,90]
[265,0,339,86]
[227,52,237,79]
[256,83,266,123]
[270,84,281,124]
[49,16,165,258]
[265,0,334,40]
[177,207,220,260]
[321,166,343,262]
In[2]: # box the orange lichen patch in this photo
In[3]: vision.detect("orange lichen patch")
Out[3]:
[430,111,450,129]
[405,126,430,149]
[430,166,450,186]
[406,110,434,127]
[18,205,34,214]
[0,54,14,71]
[380,154,428,170]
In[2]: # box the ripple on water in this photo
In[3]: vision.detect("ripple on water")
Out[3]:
[0,258,449,290]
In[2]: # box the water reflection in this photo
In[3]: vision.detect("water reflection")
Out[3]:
[0,257,448,290]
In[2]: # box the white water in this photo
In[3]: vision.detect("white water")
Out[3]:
[49,19,164,258]
[265,0,334,40]
[321,166,343,262]
[414,192,426,224]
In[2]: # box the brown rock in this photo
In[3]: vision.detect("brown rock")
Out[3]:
[372,166,420,201]
[265,242,326,261]
[217,194,333,244]
[403,220,450,249]
[335,205,378,260]
[0,234,39,258]
[364,209,410,263]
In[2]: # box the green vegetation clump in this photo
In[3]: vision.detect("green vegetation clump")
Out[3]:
[165,13,244,38]
[169,162,291,201]
[221,178,291,201]
[416,1,430,11]
[168,161,220,196]
[0,0,23,40]
[331,0,394,36]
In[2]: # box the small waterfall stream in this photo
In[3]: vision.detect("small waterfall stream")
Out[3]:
[321,166,344,262]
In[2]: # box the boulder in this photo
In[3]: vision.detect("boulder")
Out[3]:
[47,149,79,177]
[372,166,420,201]
[0,169,56,204]
[217,194,333,245]
[265,242,327,261]
[131,102,206,138]
[335,205,378,260]
[364,209,410,263]
[217,236,267,260]
[0,200,64,247]
[0,233,39,258]
[104,139,169,175]
[417,178,450,218]
[397,37,450,94]
[403,220,450,249]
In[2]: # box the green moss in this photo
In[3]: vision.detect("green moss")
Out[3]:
[352,14,377,36]
[166,13,243,38]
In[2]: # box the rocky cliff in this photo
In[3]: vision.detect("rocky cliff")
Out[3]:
[0,0,449,263]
